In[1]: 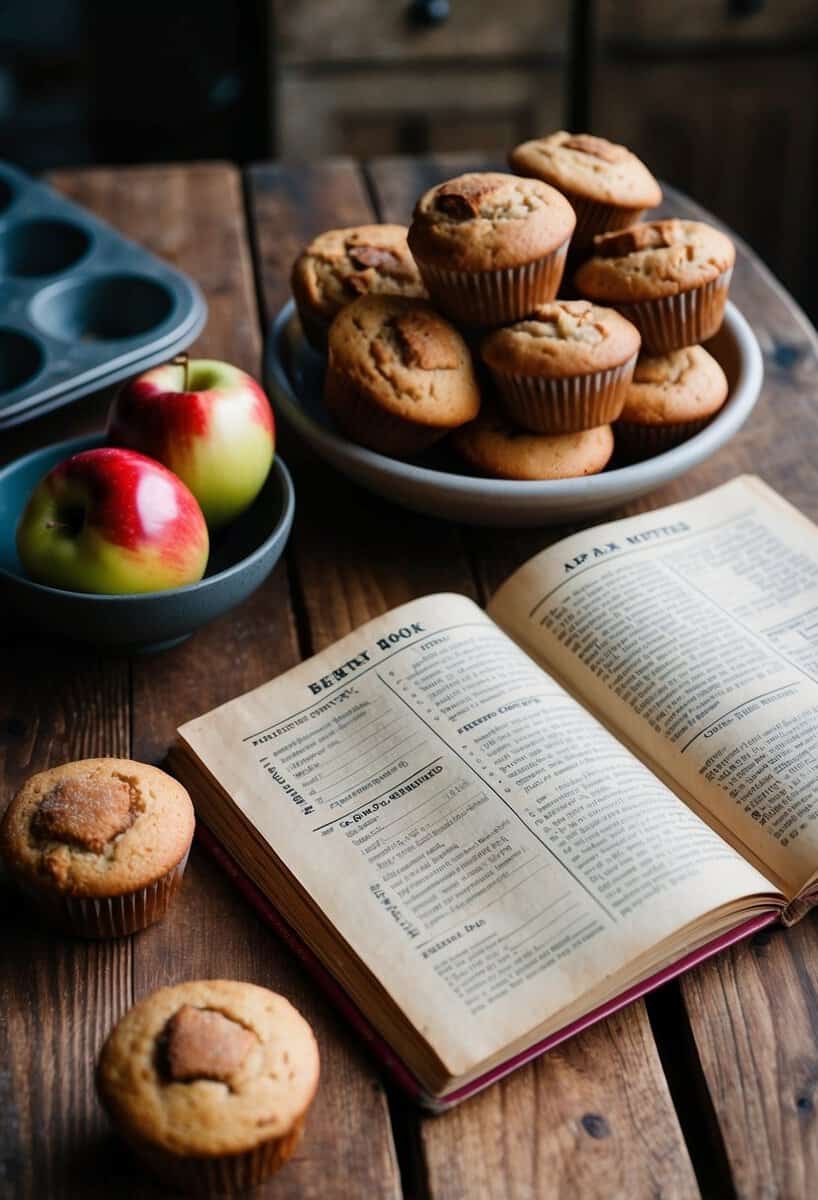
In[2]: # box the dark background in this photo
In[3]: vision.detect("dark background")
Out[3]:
[1,0,817,319]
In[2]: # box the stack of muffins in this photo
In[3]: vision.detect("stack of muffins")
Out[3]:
[290,131,735,481]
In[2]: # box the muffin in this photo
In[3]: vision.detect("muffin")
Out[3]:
[452,406,614,481]
[481,299,640,434]
[97,980,319,1194]
[324,294,481,456]
[509,131,662,248]
[0,758,194,938]
[574,219,735,354]
[615,345,729,459]
[291,224,426,350]
[408,172,575,325]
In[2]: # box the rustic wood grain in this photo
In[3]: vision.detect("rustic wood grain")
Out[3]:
[247,155,698,1198]
[370,153,818,1197]
[0,656,135,1200]
[35,163,401,1200]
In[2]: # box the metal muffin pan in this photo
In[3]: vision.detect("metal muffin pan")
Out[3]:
[0,161,207,429]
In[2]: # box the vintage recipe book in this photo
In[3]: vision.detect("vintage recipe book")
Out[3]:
[172,475,818,1109]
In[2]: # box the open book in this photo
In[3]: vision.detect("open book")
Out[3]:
[172,476,818,1109]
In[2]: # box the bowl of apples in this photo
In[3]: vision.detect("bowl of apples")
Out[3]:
[0,357,294,653]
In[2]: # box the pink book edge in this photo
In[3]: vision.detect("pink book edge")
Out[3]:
[195,823,778,1112]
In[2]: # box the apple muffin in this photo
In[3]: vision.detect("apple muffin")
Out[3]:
[452,406,614,481]
[291,224,426,349]
[574,219,735,354]
[0,758,194,937]
[408,172,575,325]
[481,299,640,434]
[324,294,481,456]
[509,131,662,247]
[615,344,729,459]
[96,979,320,1194]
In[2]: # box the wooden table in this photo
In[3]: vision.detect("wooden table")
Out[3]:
[2,154,818,1200]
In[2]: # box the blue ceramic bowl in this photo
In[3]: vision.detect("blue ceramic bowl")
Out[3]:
[0,433,295,652]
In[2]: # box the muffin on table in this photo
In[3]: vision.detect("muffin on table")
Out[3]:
[509,131,662,248]
[97,979,319,1194]
[615,344,729,460]
[574,219,735,354]
[452,406,614,481]
[324,293,481,456]
[481,299,640,435]
[408,172,576,325]
[0,758,194,938]
[291,224,426,350]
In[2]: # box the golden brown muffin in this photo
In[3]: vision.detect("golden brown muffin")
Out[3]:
[324,293,481,456]
[97,979,320,1194]
[481,300,640,434]
[509,131,662,246]
[615,344,729,459]
[291,224,426,349]
[0,758,194,938]
[452,407,614,481]
[408,172,575,324]
[574,219,735,353]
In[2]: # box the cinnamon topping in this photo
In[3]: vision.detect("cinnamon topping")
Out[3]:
[162,1006,257,1084]
[32,777,134,853]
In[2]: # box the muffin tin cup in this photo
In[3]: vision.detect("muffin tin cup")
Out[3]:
[491,353,638,435]
[614,415,716,461]
[125,1119,305,1195]
[324,366,450,457]
[566,193,648,250]
[0,161,206,429]
[19,848,190,939]
[416,241,570,326]
[613,267,734,355]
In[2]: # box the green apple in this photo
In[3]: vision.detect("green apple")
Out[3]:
[108,358,276,529]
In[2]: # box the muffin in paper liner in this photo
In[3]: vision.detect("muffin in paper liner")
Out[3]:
[324,364,450,457]
[0,757,195,939]
[612,267,733,355]
[417,242,569,326]
[96,979,320,1197]
[491,353,637,435]
[122,1117,305,1195]
[323,295,481,457]
[17,849,190,939]
[614,415,713,461]
[566,193,649,250]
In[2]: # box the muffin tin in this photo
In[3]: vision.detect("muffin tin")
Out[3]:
[0,161,206,430]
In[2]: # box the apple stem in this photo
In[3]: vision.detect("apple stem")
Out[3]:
[172,352,189,392]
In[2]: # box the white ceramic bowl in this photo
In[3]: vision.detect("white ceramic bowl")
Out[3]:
[265,299,763,528]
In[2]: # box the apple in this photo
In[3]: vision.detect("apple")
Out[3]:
[16,447,209,595]
[108,358,275,529]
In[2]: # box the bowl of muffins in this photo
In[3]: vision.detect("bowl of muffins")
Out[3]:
[267,132,762,527]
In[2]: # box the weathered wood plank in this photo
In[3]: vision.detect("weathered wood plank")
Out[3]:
[371,152,818,1198]
[44,162,401,1200]
[251,153,697,1199]
[0,657,135,1200]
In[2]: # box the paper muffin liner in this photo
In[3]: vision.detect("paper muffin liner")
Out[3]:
[567,193,647,249]
[324,365,450,457]
[127,1116,305,1194]
[21,848,190,939]
[614,415,713,461]
[491,353,637,435]
[417,241,570,326]
[614,267,733,355]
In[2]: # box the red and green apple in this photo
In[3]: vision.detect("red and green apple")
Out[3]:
[16,447,209,594]
[108,359,275,529]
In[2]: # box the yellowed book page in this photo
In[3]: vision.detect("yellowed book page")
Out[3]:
[179,592,773,1077]
[489,475,818,899]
